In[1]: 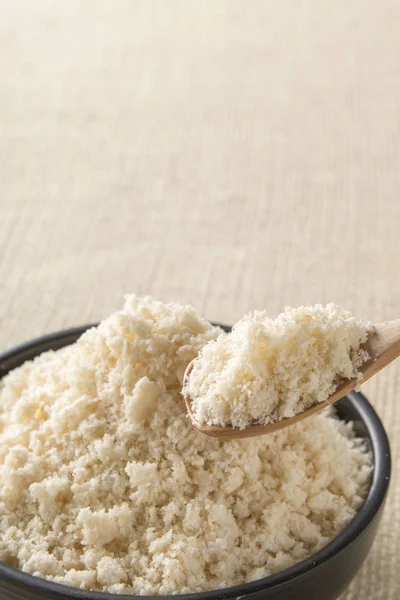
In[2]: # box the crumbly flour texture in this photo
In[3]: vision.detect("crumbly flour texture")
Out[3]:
[184,305,373,429]
[0,296,372,594]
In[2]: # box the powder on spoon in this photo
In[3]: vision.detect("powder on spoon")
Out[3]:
[0,296,372,594]
[183,304,374,429]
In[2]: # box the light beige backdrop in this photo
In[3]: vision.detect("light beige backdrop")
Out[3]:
[0,1,399,598]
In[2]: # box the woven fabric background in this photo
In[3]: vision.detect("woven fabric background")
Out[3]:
[0,1,399,598]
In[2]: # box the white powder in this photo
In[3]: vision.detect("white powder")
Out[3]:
[183,304,373,429]
[0,296,372,594]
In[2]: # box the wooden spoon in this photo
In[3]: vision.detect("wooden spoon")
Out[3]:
[183,320,400,440]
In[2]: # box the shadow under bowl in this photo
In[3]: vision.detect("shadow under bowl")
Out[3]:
[0,324,392,600]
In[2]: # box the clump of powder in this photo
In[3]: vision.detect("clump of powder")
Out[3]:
[183,304,374,429]
[0,296,372,594]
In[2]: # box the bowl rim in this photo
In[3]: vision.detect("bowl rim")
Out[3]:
[0,325,392,600]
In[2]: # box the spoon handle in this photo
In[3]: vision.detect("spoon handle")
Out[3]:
[362,320,400,382]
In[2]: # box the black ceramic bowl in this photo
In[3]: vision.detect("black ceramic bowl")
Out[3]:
[0,325,391,600]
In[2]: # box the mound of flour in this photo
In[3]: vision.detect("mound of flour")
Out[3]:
[184,304,373,429]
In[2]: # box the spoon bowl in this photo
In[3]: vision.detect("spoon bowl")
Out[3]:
[183,319,400,440]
